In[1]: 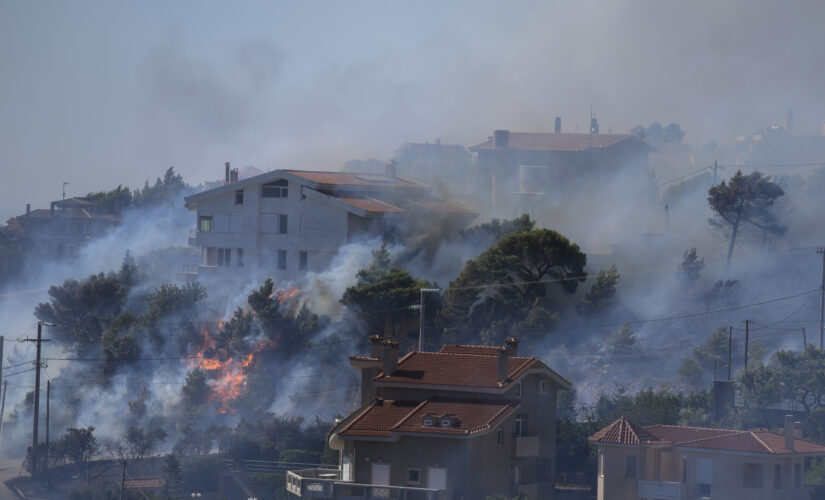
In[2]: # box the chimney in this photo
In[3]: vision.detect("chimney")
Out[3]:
[505,337,519,356]
[385,160,398,180]
[382,340,400,375]
[785,415,794,452]
[497,347,509,383]
[795,421,802,439]
[225,162,231,183]
[26,203,30,216]
[493,130,510,148]
[370,334,385,358]
[554,117,562,134]
[230,168,239,182]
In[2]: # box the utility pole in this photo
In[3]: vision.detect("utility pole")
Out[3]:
[818,248,825,349]
[803,328,808,350]
[418,289,440,351]
[744,320,750,370]
[45,380,50,471]
[0,381,5,445]
[119,460,127,500]
[26,321,51,470]
[728,326,732,381]
[62,181,69,200]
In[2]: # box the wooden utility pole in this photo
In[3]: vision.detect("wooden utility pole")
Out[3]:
[0,381,6,449]
[119,460,127,500]
[803,328,808,350]
[728,326,733,380]
[744,320,750,370]
[45,380,50,471]
[818,248,825,349]
[26,321,51,471]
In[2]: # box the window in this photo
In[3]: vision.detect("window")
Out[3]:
[441,418,452,427]
[422,418,433,426]
[199,215,213,232]
[515,381,522,397]
[277,250,287,270]
[371,463,390,486]
[625,455,637,479]
[407,468,420,486]
[234,189,244,205]
[774,464,782,489]
[496,426,503,446]
[795,463,802,487]
[744,463,764,488]
[514,413,527,437]
[427,467,447,490]
[262,179,288,198]
[217,248,231,267]
[237,248,243,267]
[681,458,687,483]
[697,458,713,496]
[278,214,288,234]
[203,247,217,267]
[540,380,549,395]
[299,251,308,271]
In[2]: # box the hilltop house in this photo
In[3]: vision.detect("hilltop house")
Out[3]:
[6,197,120,259]
[589,416,825,500]
[286,336,571,500]
[470,127,655,213]
[183,164,476,281]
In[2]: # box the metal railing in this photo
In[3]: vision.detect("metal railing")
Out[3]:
[287,469,448,499]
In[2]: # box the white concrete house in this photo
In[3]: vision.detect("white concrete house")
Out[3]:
[183,164,476,281]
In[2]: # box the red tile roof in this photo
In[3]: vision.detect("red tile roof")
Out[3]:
[438,345,502,356]
[375,351,537,388]
[588,417,662,445]
[471,133,653,152]
[282,170,428,189]
[590,420,825,455]
[336,197,405,214]
[337,397,518,438]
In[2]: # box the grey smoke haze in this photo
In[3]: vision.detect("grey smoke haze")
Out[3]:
[3,0,825,222]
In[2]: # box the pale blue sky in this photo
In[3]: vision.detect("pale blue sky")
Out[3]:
[2,0,824,221]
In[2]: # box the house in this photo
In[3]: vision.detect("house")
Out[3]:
[183,164,476,281]
[470,127,655,213]
[588,415,825,500]
[6,197,120,259]
[286,336,572,500]
[393,141,475,199]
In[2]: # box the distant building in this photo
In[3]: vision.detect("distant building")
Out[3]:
[6,197,120,259]
[470,128,655,213]
[286,336,572,499]
[393,141,475,199]
[183,165,476,281]
[589,416,825,500]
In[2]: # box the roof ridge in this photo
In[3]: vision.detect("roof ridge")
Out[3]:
[389,400,429,431]
[645,423,747,433]
[674,430,749,447]
[336,397,381,435]
[750,431,776,454]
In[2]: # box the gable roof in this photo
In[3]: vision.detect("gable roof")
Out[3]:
[471,132,655,153]
[589,419,825,455]
[374,348,571,390]
[335,397,518,439]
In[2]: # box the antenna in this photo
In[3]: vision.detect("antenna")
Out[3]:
[62,182,69,200]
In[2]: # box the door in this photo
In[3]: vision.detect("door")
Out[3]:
[343,454,352,481]
[696,458,713,499]
[428,467,448,490]
[371,463,391,486]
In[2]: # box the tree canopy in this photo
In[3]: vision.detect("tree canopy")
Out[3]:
[708,170,786,267]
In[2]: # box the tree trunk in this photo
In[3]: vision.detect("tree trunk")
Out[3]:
[726,216,740,270]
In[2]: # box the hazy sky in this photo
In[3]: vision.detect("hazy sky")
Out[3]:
[2,0,824,222]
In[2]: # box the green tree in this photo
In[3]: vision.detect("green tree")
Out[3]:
[676,247,704,287]
[708,170,786,268]
[662,123,685,143]
[577,265,619,317]
[605,322,636,356]
[60,427,100,471]
[739,346,825,414]
[132,166,188,208]
[341,245,431,340]
[86,185,133,215]
[459,214,535,245]
[181,368,211,411]
[443,228,586,344]
[679,327,730,387]
[162,454,183,499]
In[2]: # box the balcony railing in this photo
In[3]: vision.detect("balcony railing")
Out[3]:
[286,469,448,500]
[638,479,687,500]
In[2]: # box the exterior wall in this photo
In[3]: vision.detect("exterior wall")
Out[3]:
[596,445,641,500]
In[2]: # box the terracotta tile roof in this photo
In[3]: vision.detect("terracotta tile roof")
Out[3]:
[282,170,428,189]
[439,345,502,356]
[376,351,537,388]
[337,397,518,438]
[471,133,653,152]
[588,417,663,445]
[590,420,825,455]
[336,197,405,214]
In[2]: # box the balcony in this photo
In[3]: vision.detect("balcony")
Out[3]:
[286,469,448,499]
[638,479,688,500]
[514,435,540,457]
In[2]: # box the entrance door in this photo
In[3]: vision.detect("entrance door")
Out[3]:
[428,467,448,490]
[371,463,391,486]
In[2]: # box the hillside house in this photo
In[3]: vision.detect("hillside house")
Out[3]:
[6,198,120,259]
[183,164,476,281]
[471,128,655,213]
[287,336,572,499]
[589,416,825,500]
